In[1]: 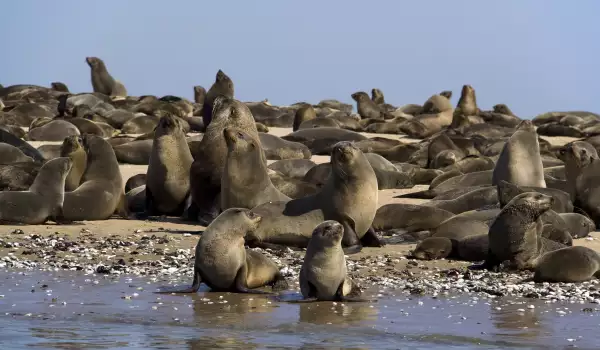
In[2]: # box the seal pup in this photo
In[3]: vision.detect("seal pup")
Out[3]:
[221,127,290,210]
[533,246,600,283]
[296,221,372,302]
[188,96,258,225]
[202,70,234,127]
[85,57,127,97]
[484,192,557,271]
[248,142,381,254]
[60,135,87,191]
[62,135,127,221]
[0,157,72,224]
[492,120,546,187]
[142,113,193,217]
[157,208,287,294]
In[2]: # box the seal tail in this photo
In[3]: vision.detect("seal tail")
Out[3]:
[394,190,437,199]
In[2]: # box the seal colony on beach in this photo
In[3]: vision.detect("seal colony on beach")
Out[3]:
[1,58,600,305]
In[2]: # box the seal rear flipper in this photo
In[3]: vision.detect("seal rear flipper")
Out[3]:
[155,269,202,294]
[234,264,272,294]
[51,206,74,225]
[271,274,289,292]
[114,192,132,219]
[360,227,385,247]
[335,281,376,303]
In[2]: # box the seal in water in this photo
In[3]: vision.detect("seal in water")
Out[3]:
[156,208,288,294]
[0,157,72,224]
[296,221,373,302]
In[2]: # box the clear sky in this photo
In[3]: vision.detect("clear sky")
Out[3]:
[2,1,599,117]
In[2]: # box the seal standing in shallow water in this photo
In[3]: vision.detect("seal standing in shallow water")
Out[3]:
[297,221,372,302]
[157,208,287,294]
[248,141,382,254]
[62,135,127,221]
[202,70,234,127]
[492,120,546,187]
[143,113,193,217]
[188,96,258,225]
[0,157,72,224]
[85,57,127,97]
[221,128,290,210]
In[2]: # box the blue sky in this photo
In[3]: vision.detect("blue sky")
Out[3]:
[2,1,599,117]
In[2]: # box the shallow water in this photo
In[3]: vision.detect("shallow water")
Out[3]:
[0,271,599,349]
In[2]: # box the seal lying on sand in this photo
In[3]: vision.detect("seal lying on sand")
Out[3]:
[156,208,287,294]
[0,157,72,224]
[534,246,600,283]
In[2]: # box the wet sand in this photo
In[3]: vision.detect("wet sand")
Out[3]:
[1,128,599,348]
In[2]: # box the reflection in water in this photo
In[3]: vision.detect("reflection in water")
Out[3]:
[489,301,543,340]
[190,293,278,328]
[297,301,378,325]
[186,336,258,350]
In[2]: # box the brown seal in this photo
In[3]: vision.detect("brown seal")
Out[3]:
[62,134,127,221]
[351,91,382,120]
[60,135,87,191]
[156,208,288,294]
[140,113,194,217]
[455,84,479,116]
[296,221,373,302]
[221,127,290,210]
[188,96,258,225]
[0,157,72,224]
[534,246,600,283]
[202,70,235,127]
[247,142,382,254]
[293,105,317,131]
[85,57,127,97]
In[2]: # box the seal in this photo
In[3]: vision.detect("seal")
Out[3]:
[0,157,72,224]
[85,57,127,97]
[0,143,34,164]
[247,142,381,254]
[258,133,311,160]
[533,246,600,283]
[221,127,290,210]
[62,134,127,221]
[113,139,153,165]
[454,84,479,116]
[424,186,498,214]
[351,91,383,120]
[202,70,235,127]
[484,192,558,271]
[297,221,372,302]
[188,96,259,225]
[559,213,595,238]
[492,120,546,187]
[267,159,316,179]
[51,82,69,92]
[372,203,455,233]
[412,237,453,260]
[293,105,317,131]
[60,135,87,191]
[26,119,80,142]
[156,208,287,294]
[139,113,194,217]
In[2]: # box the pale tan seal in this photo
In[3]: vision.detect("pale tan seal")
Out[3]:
[221,127,290,210]
[296,221,372,302]
[247,141,381,254]
[157,208,288,294]
[492,120,546,187]
[143,113,193,216]
[533,246,600,283]
[0,157,72,224]
[62,134,127,221]
[60,135,87,191]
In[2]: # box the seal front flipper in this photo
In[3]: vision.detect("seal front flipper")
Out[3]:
[287,281,318,303]
[233,264,272,294]
[155,269,202,294]
[360,227,385,247]
[51,207,74,225]
[339,215,363,254]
